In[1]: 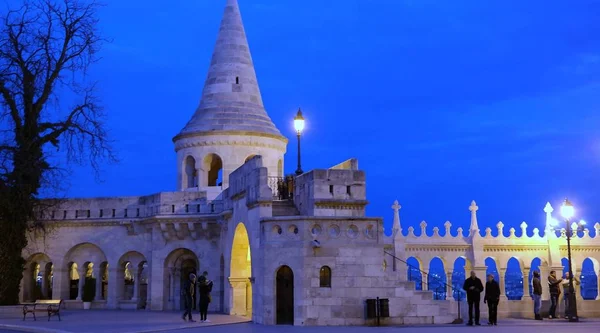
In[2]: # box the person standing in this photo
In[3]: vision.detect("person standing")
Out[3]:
[562,272,580,319]
[483,274,500,326]
[182,273,196,322]
[547,270,562,319]
[198,271,214,323]
[463,271,484,326]
[532,271,543,320]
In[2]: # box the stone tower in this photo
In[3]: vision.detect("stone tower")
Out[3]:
[173,0,287,196]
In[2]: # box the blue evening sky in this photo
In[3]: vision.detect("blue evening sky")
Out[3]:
[61,0,600,239]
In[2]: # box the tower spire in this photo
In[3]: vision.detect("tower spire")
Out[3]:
[176,0,282,139]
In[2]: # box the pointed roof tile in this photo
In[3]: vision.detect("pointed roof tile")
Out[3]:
[176,0,283,139]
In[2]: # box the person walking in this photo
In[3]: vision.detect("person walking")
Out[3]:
[182,273,196,322]
[532,271,543,320]
[547,270,562,319]
[483,274,500,326]
[463,271,484,326]
[198,271,214,323]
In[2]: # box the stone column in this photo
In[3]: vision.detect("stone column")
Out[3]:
[229,277,248,316]
[107,266,118,309]
[76,265,85,301]
[94,266,103,301]
[446,272,454,300]
[132,268,140,302]
[40,267,48,299]
[422,269,429,291]
[540,265,550,300]
[596,270,600,301]
[499,268,507,300]
[522,267,531,300]
[574,269,582,297]
[169,268,175,302]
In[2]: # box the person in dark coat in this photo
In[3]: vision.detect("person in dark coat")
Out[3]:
[198,271,213,323]
[547,270,562,319]
[182,273,196,322]
[532,271,543,320]
[483,274,500,325]
[463,271,484,326]
[562,271,580,319]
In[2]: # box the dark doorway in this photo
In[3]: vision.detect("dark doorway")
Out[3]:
[180,259,197,311]
[276,265,294,325]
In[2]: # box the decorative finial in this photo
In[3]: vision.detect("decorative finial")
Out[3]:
[544,202,554,213]
[392,200,402,237]
[469,200,479,235]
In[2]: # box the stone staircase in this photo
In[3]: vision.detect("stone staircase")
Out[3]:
[378,275,463,325]
[272,200,300,216]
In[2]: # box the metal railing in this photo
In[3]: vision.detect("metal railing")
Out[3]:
[268,176,294,201]
[384,251,463,324]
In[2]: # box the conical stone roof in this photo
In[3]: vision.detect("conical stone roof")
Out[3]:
[176,0,283,139]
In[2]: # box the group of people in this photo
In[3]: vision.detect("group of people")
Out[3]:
[182,271,214,323]
[463,270,580,326]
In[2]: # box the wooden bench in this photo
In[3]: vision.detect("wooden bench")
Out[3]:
[22,299,63,321]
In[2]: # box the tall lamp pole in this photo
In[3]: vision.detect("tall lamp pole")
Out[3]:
[294,108,305,175]
[555,198,585,322]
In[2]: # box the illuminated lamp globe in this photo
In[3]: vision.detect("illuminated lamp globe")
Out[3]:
[560,198,575,219]
[294,108,305,134]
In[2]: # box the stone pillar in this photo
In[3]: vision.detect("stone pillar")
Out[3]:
[596,270,600,301]
[169,268,175,303]
[107,266,118,308]
[540,265,550,300]
[422,269,429,291]
[574,268,582,297]
[473,267,487,315]
[76,266,85,301]
[132,268,139,302]
[522,267,531,300]
[229,277,248,316]
[446,272,454,300]
[40,267,48,299]
[499,268,507,300]
[94,266,103,301]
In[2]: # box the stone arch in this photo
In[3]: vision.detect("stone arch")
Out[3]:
[580,257,599,300]
[406,256,423,290]
[505,257,524,300]
[202,153,223,187]
[184,155,198,188]
[163,248,199,311]
[428,257,447,300]
[229,223,252,317]
[485,257,500,282]
[23,253,52,302]
[118,251,147,305]
[528,257,547,297]
[561,257,576,278]
[452,256,471,300]
[63,243,107,302]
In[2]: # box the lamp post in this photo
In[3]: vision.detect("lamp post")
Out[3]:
[555,198,585,322]
[293,108,305,175]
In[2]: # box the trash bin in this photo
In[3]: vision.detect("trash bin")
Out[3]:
[378,298,390,318]
[366,299,377,319]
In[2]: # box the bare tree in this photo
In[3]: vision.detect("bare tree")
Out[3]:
[0,0,114,305]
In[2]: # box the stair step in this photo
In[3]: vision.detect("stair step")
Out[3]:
[272,201,300,216]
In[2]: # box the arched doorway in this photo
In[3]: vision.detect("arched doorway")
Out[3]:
[229,223,252,317]
[203,153,223,187]
[276,265,294,325]
[163,248,199,311]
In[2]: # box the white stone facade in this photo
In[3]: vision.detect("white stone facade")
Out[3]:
[17,0,600,327]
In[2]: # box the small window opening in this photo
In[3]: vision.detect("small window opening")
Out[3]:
[197,204,200,213]
[87,210,91,218]
[51,211,55,219]
[320,266,332,288]
[347,186,351,196]
[171,205,175,213]
[124,209,128,218]
[112,209,116,217]
[75,210,78,218]
[63,210,67,219]
[235,76,239,84]
[329,185,334,194]
[185,204,189,213]
[136,208,140,217]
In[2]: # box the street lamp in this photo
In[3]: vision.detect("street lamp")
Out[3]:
[556,198,584,322]
[293,108,305,175]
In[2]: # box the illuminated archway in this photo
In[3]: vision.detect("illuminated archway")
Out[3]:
[229,223,252,317]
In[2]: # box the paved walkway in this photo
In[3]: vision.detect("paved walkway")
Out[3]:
[1,313,599,333]
[0,310,249,333]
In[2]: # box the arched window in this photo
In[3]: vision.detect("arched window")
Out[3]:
[184,156,197,188]
[319,266,331,288]
[203,154,223,187]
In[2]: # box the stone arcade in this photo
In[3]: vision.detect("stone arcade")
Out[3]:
[19,0,600,326]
